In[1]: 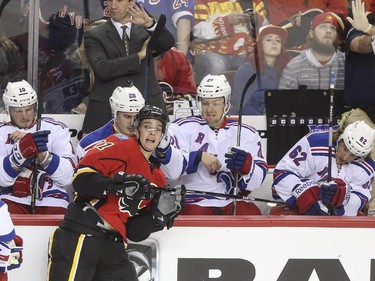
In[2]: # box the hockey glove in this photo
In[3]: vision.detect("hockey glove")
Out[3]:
[7,235,23,271]
[8,134,38,168]
[225,146,253,175]
[31,130,51,153]
[292,179,320,214]
[107,172,151,199]
[156,130,171,153]
[0,241,11,273]
[320,178,350,208]
[0,235,22,273]
[152,185,186,229]
[304,201,329,216]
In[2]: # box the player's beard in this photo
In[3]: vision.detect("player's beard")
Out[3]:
[310,37,335,56]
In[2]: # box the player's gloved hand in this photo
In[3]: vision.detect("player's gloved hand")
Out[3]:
[9,134,38,168]
[31,130,51,153]
[224,146,253,175]
[292,179,321,214]
[157,130,171,153]
[320,178,350,208]
[152,185,186,229]
[0,241,11,273]
[304,201,329,216]
[107,172,151,199]
[8,130,51,169]
[7,235,23,271]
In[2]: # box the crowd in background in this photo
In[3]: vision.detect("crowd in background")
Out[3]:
[0,1,373,201]
[0,0,373,115]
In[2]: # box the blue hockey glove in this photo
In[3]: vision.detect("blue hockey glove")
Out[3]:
[225,146,253,175]
[31,130,51,153]
[0,241,11,273]
[320,178,349,207]
[7,235,23,271]
[304,201,329,216]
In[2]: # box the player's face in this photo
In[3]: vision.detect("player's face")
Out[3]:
[114,112,138,136]
[9,104,37,129]
[335,141,361,165]
[108,0,133,23]
[200,97,226,128]
[137,119,164,152]
[262,34,282,59]
[309,23,337,48]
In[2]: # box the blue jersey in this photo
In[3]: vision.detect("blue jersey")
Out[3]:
[137,0,194,39]
[76,119,115,159]
[343,27,375,109]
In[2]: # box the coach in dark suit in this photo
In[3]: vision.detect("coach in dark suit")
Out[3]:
[82,0,174,134]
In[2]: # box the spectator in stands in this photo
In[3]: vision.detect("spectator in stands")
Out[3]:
[138,0,194,56]
[0,80,77,214]
[229,24,289,115]
[267,0,347,50]
[0,27,26,112]
[341,0,375,216]
[278,12,345,90]
[76,85,145,159]
[156,74,268,215]
[268,0,347,25]
[82,0,174,134]
[0,200,23,281]
[154,47,197,115]
[191,0,268,84]
[70,19,108,115]
[272,121,375,216]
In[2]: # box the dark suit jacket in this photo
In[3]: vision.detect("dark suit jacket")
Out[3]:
[84,19,175,114]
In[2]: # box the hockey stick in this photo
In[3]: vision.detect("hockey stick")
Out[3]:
[232,73,257,215]
[30,52,66,213]
[232,9,261,216]
[151,185,281,206]
[326,71,335,215]
[144,13,166,102]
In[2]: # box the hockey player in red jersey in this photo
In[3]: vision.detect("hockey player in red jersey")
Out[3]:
[47,105,185,281]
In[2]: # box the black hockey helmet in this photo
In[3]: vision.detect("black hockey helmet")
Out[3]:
[134,105,168,133]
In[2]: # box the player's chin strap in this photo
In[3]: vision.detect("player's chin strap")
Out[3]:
[149,185,283,206]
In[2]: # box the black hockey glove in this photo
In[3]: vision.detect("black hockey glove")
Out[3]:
[107,172,151,199]
[152,185,186,229]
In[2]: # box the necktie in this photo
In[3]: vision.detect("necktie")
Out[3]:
[121,25,130,55]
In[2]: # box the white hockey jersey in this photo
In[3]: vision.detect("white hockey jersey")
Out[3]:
[0,118,77,208]
[0,200,15,242]
[273,131,375,216]
[159,116,268,207]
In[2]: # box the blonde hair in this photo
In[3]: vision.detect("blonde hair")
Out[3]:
[72,19,107,91]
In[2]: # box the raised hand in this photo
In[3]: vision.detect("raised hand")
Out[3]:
[347,0,372,33]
